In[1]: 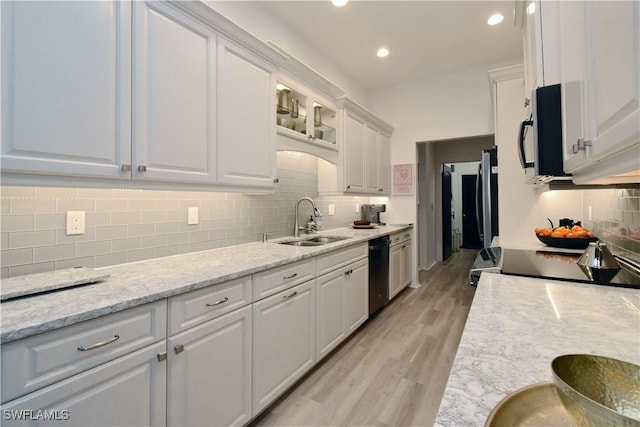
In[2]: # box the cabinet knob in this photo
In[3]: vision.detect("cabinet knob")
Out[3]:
[274,178,280,184]
[378,188,383,192]
[347,185,351,190]
[121,164,131,172]
[138,165,147,172]
[572,138,592,154]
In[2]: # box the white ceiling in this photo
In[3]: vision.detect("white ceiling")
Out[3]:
[260,1,524,92]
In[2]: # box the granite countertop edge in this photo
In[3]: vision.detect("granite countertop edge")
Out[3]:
[0,225,412,343]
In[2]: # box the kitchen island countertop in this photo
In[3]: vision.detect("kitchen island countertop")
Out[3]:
[435,272,640,426]
[0,225,411,343]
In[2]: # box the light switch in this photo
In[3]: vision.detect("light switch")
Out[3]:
[355,203,360,213]
[328,204,335,216]
[188,207,199,225]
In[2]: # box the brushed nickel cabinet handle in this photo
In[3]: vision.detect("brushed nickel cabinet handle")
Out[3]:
[174,344,184,355]
[274,178,280,183]
[206,297,229,307]
[138,165,147,172]
[283,291,298,299]
[121,164,131,172]
[77,334,120,351]
[283,273,298,280]
[347,185,351,190]
[157,352,167,362]
[378,188,383,192]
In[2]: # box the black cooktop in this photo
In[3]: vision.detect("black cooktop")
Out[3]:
[500,249,640,288]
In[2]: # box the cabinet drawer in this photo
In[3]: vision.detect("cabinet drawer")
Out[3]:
[253,258,316,301]
[1,300,167,403]
[390,231,411,247]
[168,276,252,335]
[316,243,367,276]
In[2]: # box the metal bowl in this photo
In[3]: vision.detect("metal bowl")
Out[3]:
[552,354,640,427]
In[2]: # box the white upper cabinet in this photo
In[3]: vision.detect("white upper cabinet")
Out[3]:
[1,1,286,190]
[1,1,131,179]
[217,38,277,188]
[133,1,217,184]
[559,0,640,183]
[517,1,561,99]
[337,97,394,195]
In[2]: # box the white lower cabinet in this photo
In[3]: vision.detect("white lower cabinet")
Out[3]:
[1,341,167,427]
[167,306,252,427]
[252,280,316,415]
[390,232,412,300]
[316,256,368,361]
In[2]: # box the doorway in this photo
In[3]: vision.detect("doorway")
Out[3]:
[441,164,453,260]
[416,135,494,269]
[461,174,482,249]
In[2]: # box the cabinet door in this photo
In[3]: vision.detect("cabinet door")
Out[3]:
[559,0,590,172]
[345,258,368,333]
[133,2,217,183]
[585,1,640,162]
[316,269,346,360]
[167,306,251,427]
[401,239,413,289]
[252,280,316,414]
[217,38,277,188]
[365,124,379,193]
[378,132,392,194]
[1,342,166,427]
[389,244,402,299]
[1,1,131,179]
[344,111,366,193]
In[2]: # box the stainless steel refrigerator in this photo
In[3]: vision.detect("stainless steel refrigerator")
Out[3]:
[477,147,499,248]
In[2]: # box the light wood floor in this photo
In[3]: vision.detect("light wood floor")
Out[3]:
[250,248,477,427]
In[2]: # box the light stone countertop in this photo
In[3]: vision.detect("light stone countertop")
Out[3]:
[0,225,412,343]
[435,272,640,427]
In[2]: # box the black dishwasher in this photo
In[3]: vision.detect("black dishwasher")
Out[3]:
[369,236,390,315]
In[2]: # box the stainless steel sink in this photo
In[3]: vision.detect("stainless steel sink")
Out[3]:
[278,236,350,246]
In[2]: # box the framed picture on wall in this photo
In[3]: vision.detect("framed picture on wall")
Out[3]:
[393,164,414,195]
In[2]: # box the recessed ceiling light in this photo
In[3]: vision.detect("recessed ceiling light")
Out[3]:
[377,48,389,58]
[487,14,504,25]
[332,0,348,7]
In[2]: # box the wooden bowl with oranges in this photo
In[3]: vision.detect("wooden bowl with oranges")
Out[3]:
[535,224,598,249]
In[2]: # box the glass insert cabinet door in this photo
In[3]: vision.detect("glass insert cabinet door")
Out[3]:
[275,83,336,145]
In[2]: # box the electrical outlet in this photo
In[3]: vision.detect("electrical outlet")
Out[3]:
[355,203,360,213]
[328,204,335,216]
[188,207,199,225]
[66,211,85,235]
[588,205,593,221]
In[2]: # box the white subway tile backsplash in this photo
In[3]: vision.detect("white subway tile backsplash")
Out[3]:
[11,230,56,248]
[0,152,368,277]
[127,223,156,237]
[76,241,112,257]
[2,248,33,266]
[2,215,35,232]
[10,262,54,277]
[34,214,66,230]
[34,244,75,262]
[95,225,128,241]
[11,199,56,215]
[111,211,141,226]
[56,256,95,270]
[1,233,9,250]
[112,237,141,253]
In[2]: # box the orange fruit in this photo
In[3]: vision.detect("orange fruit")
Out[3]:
[551,231,565,238]
[535,227,544,235]
[542,228,553,237]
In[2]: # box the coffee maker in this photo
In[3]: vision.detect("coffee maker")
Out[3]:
[361,204,386,225]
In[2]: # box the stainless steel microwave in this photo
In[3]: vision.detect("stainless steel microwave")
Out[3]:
[518,84,571,185]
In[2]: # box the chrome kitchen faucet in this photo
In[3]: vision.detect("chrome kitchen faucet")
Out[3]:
[294,197,319,237]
